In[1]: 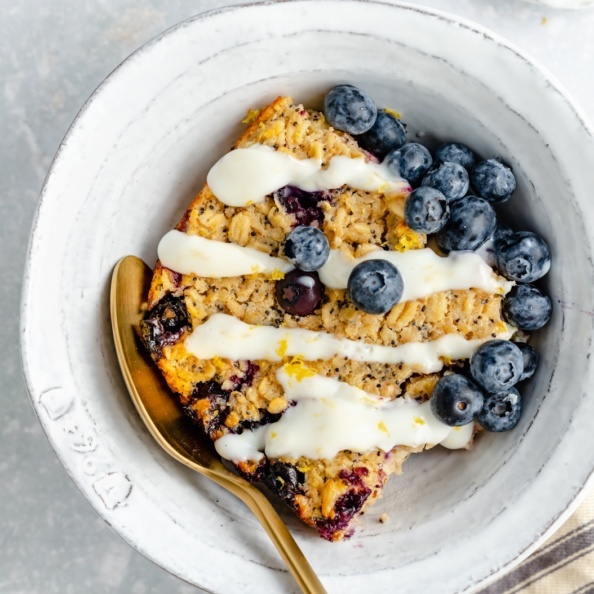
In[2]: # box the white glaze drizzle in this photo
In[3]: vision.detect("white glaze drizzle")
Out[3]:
[158,229,293,277]
[157,230,512,298]
[317,247,513,298]
[184,314,514,373]
[206,144,410,207]
[214,367,475,462]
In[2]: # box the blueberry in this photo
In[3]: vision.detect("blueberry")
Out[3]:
[404,187,450,234]
[471,158,516,203]
[385,143,432,185]
[503,284,552,331]
[260,462,304,499]
[347,259,404,314]
[421,161,469,203]
[436,196,497,252]
[495,231,551,283]
[492,223,514,248]
[324,85,377,135]
[515,342,539,381]
[435,142,476,171]
[470,340,524,393]
[477,388,522,432]
[357,110,406,158]
[430,374,484,427]
[276,269,324,316]
[284,226,330,271]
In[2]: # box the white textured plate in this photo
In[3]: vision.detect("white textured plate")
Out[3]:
[21,2,594,592]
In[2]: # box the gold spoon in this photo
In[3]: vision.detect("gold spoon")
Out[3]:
[110,255,326,594]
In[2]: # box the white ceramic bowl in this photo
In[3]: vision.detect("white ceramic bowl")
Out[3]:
[21,2,594,592]
[526,0,594,8]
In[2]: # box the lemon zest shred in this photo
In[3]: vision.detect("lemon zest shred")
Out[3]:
[276,339,288,358]
[377,421,389,434]
[283,356,316,381]
[393,222,425,252]
[212,356,226,372]
[384,107,402,119]
[241,107,262,124]
[414,417,426,426]
[270,268,285,281]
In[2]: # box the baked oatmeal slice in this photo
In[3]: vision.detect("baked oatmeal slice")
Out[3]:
[140,96,510,540]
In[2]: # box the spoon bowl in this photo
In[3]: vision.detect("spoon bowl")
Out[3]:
[109,255,326,594]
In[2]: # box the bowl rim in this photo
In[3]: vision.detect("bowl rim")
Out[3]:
[19,1,594,592]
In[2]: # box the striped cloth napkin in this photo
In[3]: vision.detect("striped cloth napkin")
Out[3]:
[480,489,594,594]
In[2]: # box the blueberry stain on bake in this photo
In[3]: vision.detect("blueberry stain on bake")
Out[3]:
[274,185,332,227]
[259,461,305,501]
[315,468,372,541]
[140,294,191,358]
[185,380,232,437]
[228,360,259,390]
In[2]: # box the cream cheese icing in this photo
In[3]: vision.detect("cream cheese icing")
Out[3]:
[158,231,512,298]
[184,313,514,374]
[206,143,410,207]
[158,229,293,277]
[214,367,475,462]
[317,247,513,298]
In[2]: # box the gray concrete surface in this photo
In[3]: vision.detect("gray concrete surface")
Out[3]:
[2,0,594,592]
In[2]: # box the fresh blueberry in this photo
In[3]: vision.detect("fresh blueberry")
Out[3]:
[515,342,540,381]
[276,269,324,316]
[492,223,514,248]
[430,374,484,426]
[503,284,552,331]
[347,259,404,314]
[385,143,432,185]
[324,85,377,135]
[357,110,407,158]
[495,231,551,283]
[471,158,516,203]
[477,388,522,432]
[436,196,497,252]
[435,142,476,171]
[470,340,524,393]
[404,187,450,234]
[284,226,330,271]
[421,161,469,203]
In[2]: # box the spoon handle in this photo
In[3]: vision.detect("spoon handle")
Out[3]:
[232,481,328,594]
